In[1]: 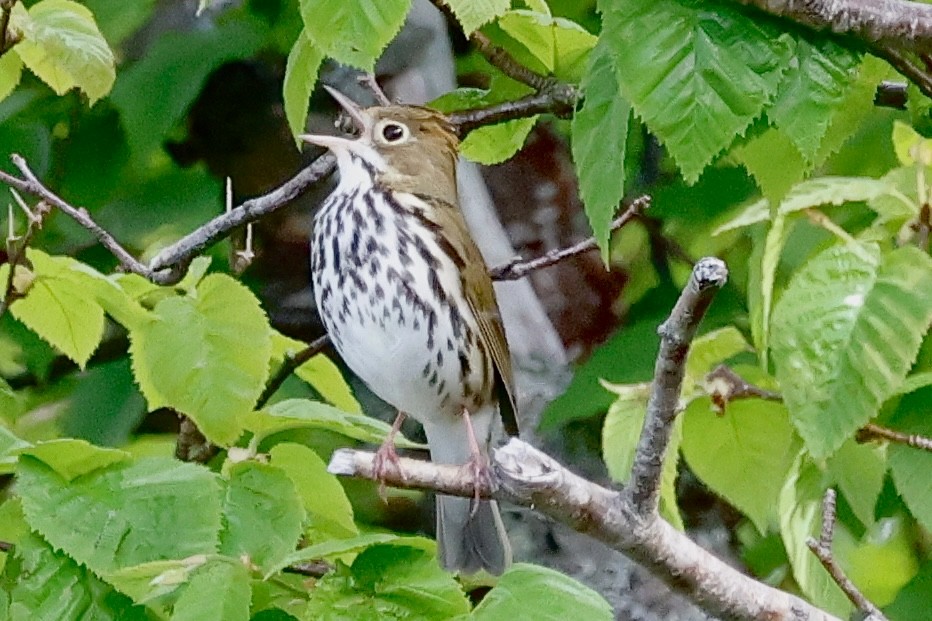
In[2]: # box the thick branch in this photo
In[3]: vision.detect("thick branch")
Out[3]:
[735,0,932,50]
[329,440,841,621]
[626,258,728,517]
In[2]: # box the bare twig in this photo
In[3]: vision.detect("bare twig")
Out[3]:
[489,196,650,280]
[256,335,331,410]
[0,0,18,55]
[869,43,932,100]
[857,422,932,451]
[706,364,782,413]
[468,30,552,91]
[626,258,728,518]
[806,489,888,621]
[329,439,841,621]
[449,86,577,136]
[0,191,51,318]
[358,73,391,106]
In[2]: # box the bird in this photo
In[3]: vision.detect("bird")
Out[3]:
[301,86,519,575]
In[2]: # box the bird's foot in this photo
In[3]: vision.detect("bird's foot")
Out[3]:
[372,411,408,501]
[463,453,492,516]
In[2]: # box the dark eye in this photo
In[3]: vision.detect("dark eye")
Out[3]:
[382,123,405,142]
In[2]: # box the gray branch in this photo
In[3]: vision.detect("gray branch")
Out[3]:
[328,439,842,621]
[625,257,728,517]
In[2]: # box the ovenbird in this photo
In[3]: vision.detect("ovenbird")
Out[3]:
[302,87,518,575]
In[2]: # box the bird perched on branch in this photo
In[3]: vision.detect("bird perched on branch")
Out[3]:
[302,86,518,575]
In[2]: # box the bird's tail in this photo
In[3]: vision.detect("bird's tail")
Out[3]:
[423,406,512,575]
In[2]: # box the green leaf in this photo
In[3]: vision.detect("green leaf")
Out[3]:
[729,127,806,205]
[269,443,358,539]
[105,556,208,604]
[60,358,147,447]
[16,456,222,575]
[130,274,273,446]
[248,399,423,449]
[267,533,400,578]
[778,454,853,617]
[283,29,324,141]
[603,0,792,182]
[571,38,629,262]
[472,563,613,620]
[0,51,23,103]
[303,543,468,619]
[771,244,932,458]
[826,439,885,529]
[81,0,157,45]
[7,250,106,368]
[298,0,409,70]
[20,439,129,481]
[767,36,861,164]
[683,326,750,390]
[0,425,30,475]
[172,559,251,621]
[12,0,115,103]
[460,116,538,165]
[835,515,919,607]
[891,120,932,167]
[220,462,305,572]
[888,401,932,532]
[445,0,509,34]
[601,384,683,529]
[682,397,797,534]
[2,532,147,621]
[271,332,360,413]
[498,10,597,81]
[886,561,932,621]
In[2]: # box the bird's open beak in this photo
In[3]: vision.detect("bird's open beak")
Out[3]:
[300,85,368,151]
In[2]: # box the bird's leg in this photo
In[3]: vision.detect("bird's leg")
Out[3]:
[461,407,492,515]
[372,411,407,500]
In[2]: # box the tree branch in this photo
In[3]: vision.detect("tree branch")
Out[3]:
[806,489,888,621]
[734,0,932,50]
[256,335,330,410]
[0,0,19,55]
[328,439,841,621]
[0,190,51,318]
[489,196,650,280]
[625,258,728,517]
[448,85,577,136]
[857,422,932,452]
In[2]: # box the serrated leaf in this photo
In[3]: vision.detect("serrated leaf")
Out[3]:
[269,443,357,539]
[0,51,23,103]
[445,0,509,34]
[601,385,683,529]
[12,0,115,103]
[303,544,468,619]
[473,563,613,620]
[16,456,222,575]
[460,116,538,165]
[779,454,854,617]
[0,425,30,475]
[104,556,208,604]
[130,274,273,446]
[3,532,147,621]
[771,244,932,458]
[20,439,129,481]
[730,127,806,205]
[888,403,932,532]
[271,331,360,413]
[826,439,885,530]
[682,397,797,533]
[768,36,861,163]
[298,0,409,70]
[220,462,304,572]
[603,0,792,182]
[267,533,400,578]
[498,10,597,81]
[248,399,423,449]
[571,38,628,262]
[892,120,932,167]
[6,250,106,368]
[172,560,251,621]
[283,29,324,141]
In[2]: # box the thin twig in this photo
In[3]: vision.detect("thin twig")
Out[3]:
[0,193,51,318]
[626,258,729,518]
[490,196,650,280]
[469,30,552,91]
[0,0,17,55]
[806,489,888,620]
[449,86,577,136]
[256,335,330,410]
[706,364,782,413]
[857,422,932,452]
[358,73,391,105]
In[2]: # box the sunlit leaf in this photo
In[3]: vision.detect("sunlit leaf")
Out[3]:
[473,564,613,620]
[445,0,509,34]
[298,0,409,70]
[283,29,324,141]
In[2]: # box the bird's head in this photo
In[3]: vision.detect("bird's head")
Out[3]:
[301,86,459,204]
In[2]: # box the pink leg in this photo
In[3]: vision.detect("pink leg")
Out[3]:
[461,408,492,514]
[372,411,407,499]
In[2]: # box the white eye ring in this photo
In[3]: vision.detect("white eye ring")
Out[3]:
[376,120,410,144]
